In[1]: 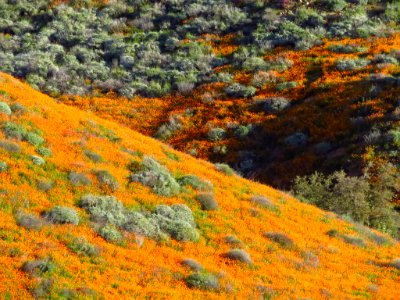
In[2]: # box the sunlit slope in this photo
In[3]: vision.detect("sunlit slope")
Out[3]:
[0,72,399,299]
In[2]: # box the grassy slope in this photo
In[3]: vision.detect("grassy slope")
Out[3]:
[0,72,399,299]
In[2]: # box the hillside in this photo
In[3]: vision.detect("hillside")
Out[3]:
[1,0,400,236]
[0,73,400,299]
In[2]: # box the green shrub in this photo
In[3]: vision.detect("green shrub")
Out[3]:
[259,97,291,113]
[177,175,213,192]
[251,196,275,209]
[224,83,256,98]
[276,81,298,91]
[84,150,103,163]
[225,249,252,264]
[335,58,369,71]
[44,206,79,225]
[98,225,123,243]
[2,122,25,140]
[251,71,277,88]
[10,103,26,114]
[153,204,199,242]
[94,169,119,191]
[0,140,21,153]
[181,258,203,272]
[196,193,219,211]
[130,156,180,197]
[215,163,236,176]
[185,272,219,291]
[37,180,54,192]
[207,128,226,141]
[36,147,52,157]
[341,235,366,247]
[225,235,242,245]
[292,164,399,236]
[15,211,43,231]
[79,194,127,227]
[24,132,44,147]
[390,258,400,270]
[123,211,161,238]
[155,217,199,242]
[234,125,251,139]
[21,258,56,276]
[0,161,7,172]
[30,155,45,166]
[68,171,91,186]
[328,44,368,54]
[0,101,12,115]
[67,236,100,257]
[264,232,295,249]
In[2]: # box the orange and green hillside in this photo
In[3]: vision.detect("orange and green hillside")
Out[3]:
[1,73,400,299]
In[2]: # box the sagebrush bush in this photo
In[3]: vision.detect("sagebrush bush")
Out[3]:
[177,175,213,192]
[224,83,256,98]
[37,180,53,192]
[24,132,44,147]
[0,101,12,115]
[68,171,91,186]
[264,232,295,249]
[251,196,275,209]
[44,206,79,225]
[21,258,56,276]
[390,259,400,270]
[207,128,226,142]
[0,140,21,153]
[84,150,103,163]
[30,155,45,166]
[225,249,252,264]
[79,194,127,227]
[98,225,123,243]
[215,163,236,176]
[182,258,203,272]
[196,193,218,211]
[0,161,7,172]
[259,97,291,113]
[225,235,242,245]
[335,58,369,71]
[130,156,180,196]
[15,211,43,231]
[185,272,219,291]
[36,147,52,157]
[67,236,100,257]
[94,170,119,191]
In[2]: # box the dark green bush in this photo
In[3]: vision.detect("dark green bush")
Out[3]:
[293,164,399,236]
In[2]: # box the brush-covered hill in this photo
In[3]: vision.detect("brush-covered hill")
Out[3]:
[1,73,400,299]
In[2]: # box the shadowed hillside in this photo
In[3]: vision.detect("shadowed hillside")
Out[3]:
[0,73,400,299]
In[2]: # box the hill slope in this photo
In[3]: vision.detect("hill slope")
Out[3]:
[0,72,399,299]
